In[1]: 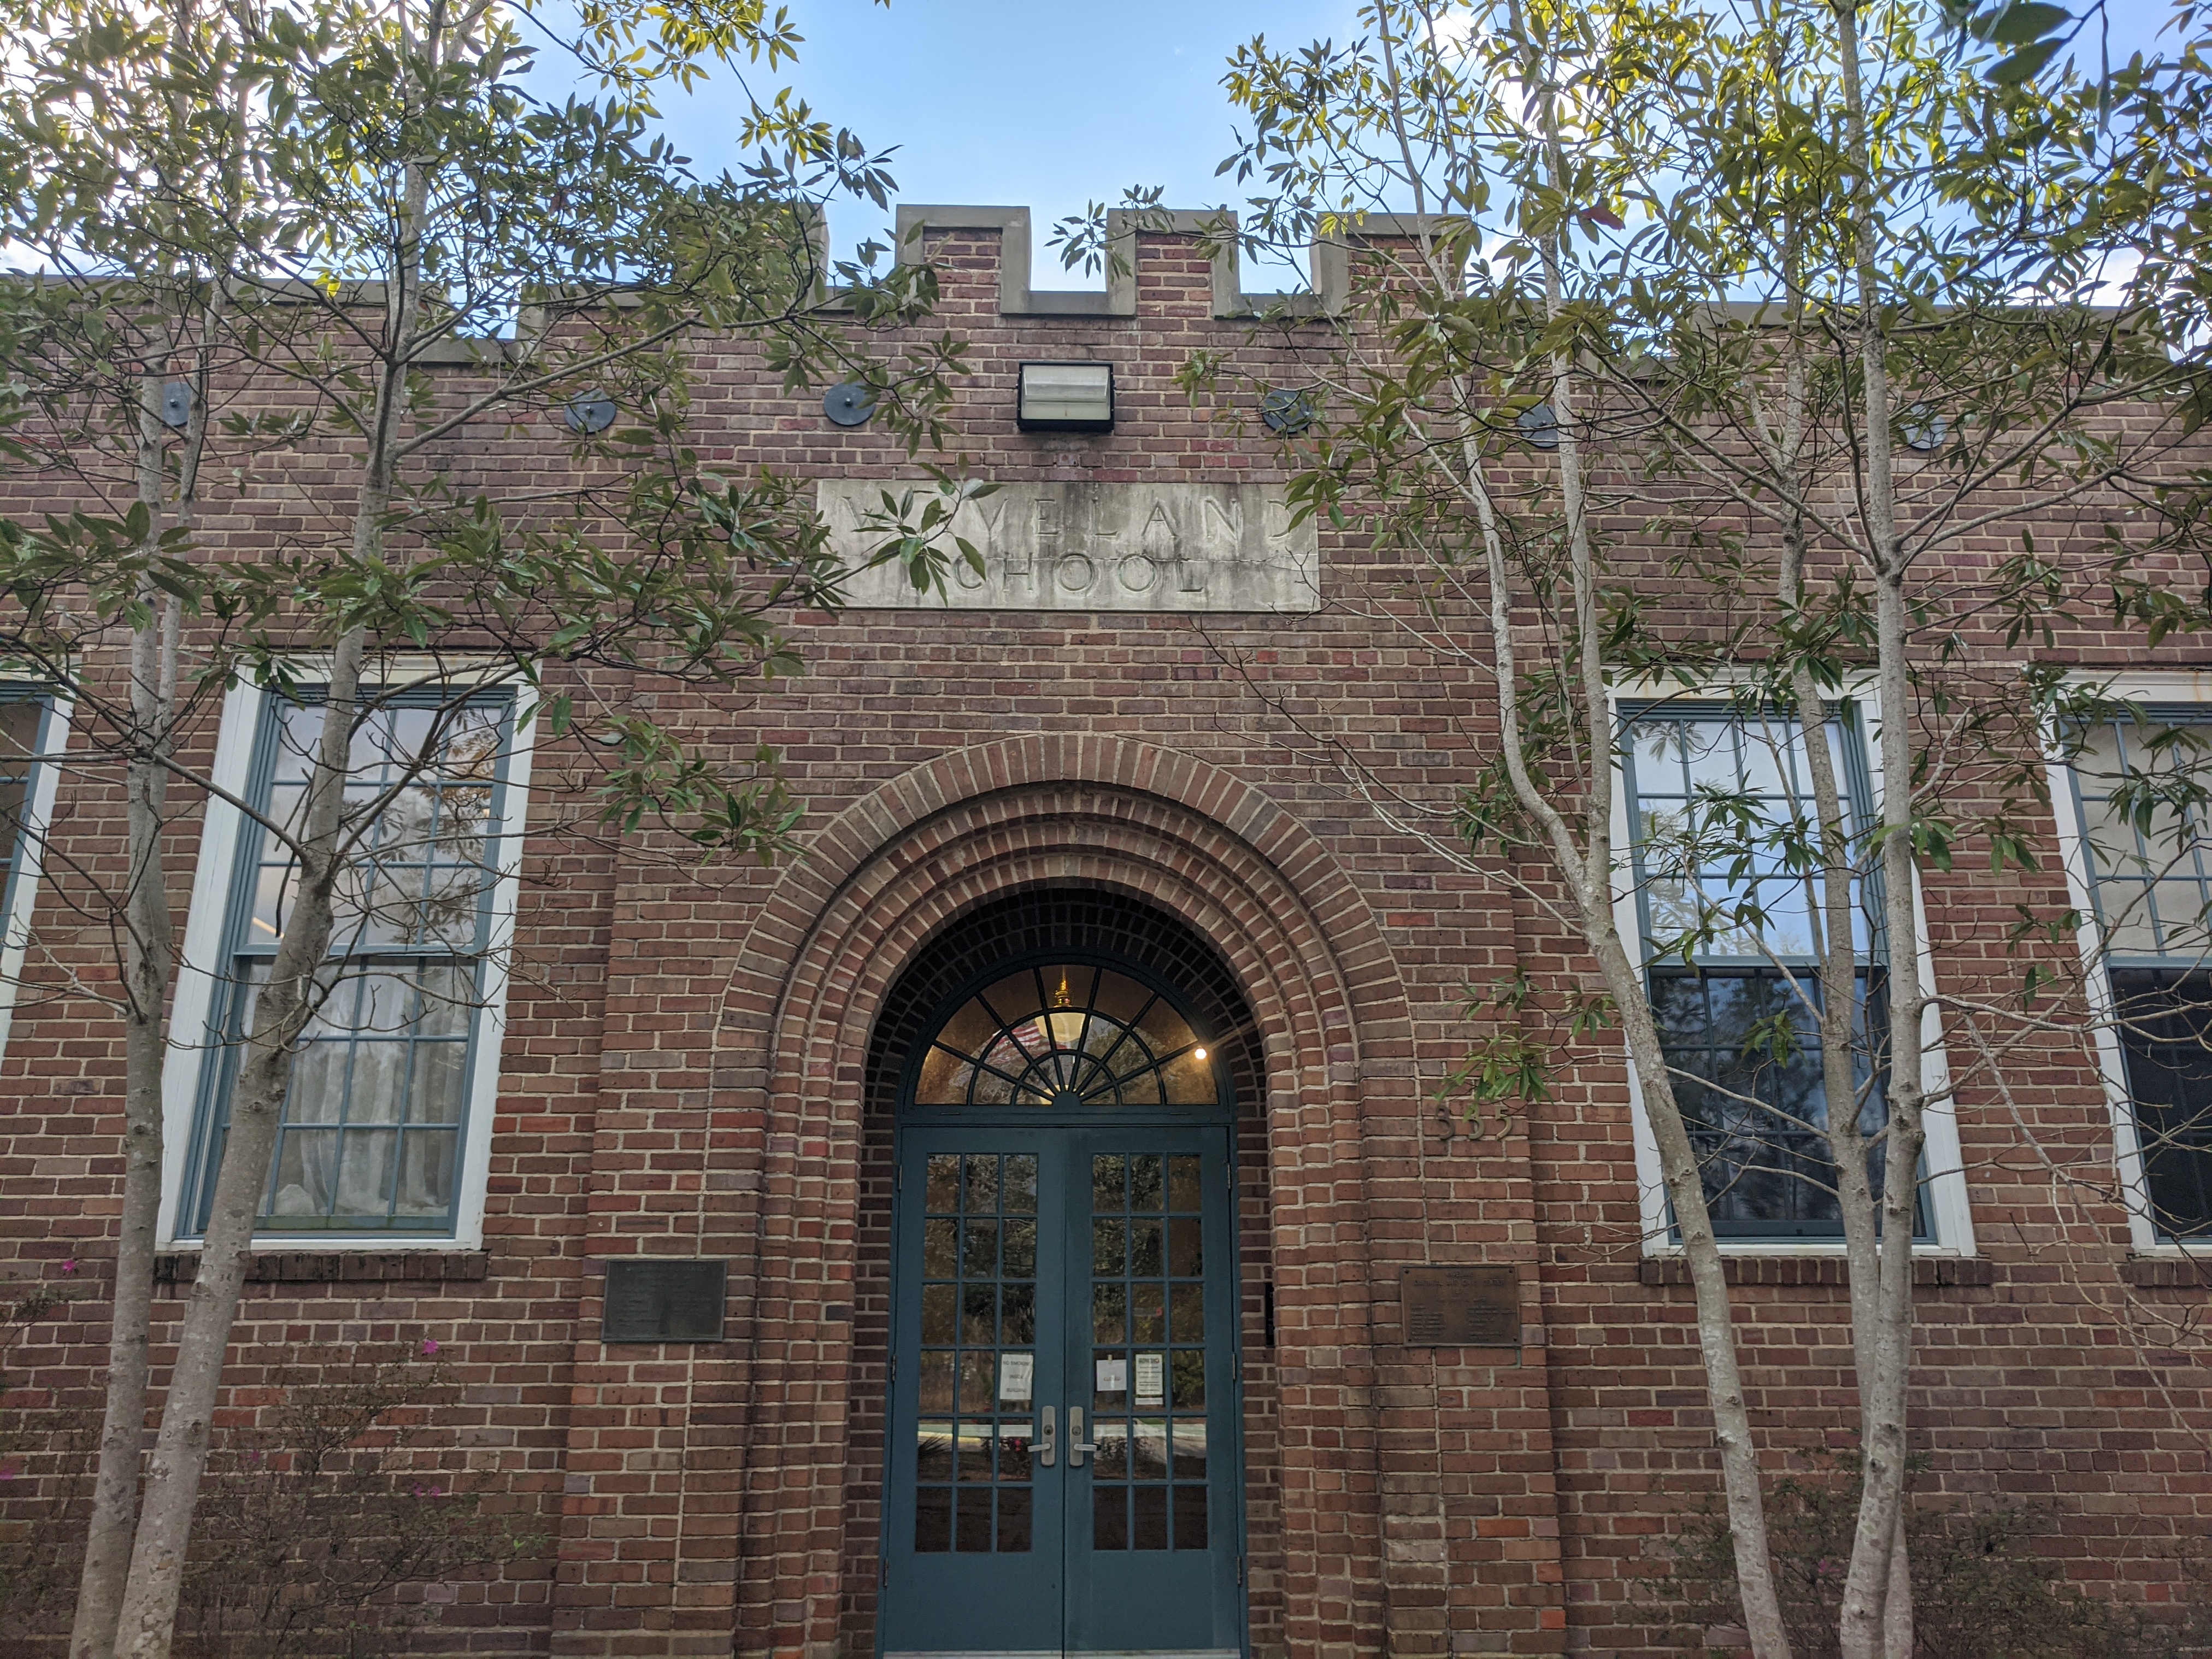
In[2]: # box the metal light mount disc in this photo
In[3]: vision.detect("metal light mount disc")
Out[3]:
[563,391,617,436]
[1261,388,1315,435]
[1902,407,1948,452]
[158,381,192,430]
[1516,402,1561,450]
[823,381,878,427]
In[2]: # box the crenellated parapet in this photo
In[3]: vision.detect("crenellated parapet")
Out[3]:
[890,204,1461,320]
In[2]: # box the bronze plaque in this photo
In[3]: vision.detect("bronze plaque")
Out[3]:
[1401,1266,1519,1348]
[602,1258,727,1343]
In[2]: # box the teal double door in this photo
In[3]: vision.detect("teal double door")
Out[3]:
[881,1124,1245,1657]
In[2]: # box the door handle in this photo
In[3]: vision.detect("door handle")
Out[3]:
[1067,1405,1098,1467]
[1038,1405,1056,1468]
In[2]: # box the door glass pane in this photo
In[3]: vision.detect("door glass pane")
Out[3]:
[920,1285,955,1343]
[1089,1146,1212,1553]
[915,1152,1034,1553]
[1173,1484,1209,1551]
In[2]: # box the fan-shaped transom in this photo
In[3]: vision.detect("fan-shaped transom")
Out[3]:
[913,962,1216,1111]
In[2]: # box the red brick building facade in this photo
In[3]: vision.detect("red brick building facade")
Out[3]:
[0,211,2203,1658]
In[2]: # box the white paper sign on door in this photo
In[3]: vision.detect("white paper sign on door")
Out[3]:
[1096,1357,1127,1392]
[999,1352,1034,1403]
[1134,1352,1165,1406]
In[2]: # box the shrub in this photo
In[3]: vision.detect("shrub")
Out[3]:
[169,1344,539,1658]
[0,1329,538,1657]
[1652,1461,2212,1657]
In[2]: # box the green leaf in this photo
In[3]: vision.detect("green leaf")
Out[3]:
[1985,1,2068,45]
[1990,37,2064,83]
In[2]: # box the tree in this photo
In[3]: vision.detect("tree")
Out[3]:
[1059,0,2212,1652]
[0,0,970,1653]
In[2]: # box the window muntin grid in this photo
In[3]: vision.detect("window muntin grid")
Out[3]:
[1623,707,1904,1239]
[1623,711,1872,966]
[2109,969,2212,1239]
[2068,719,2212,1238]
[188,692,513,1236]
[0,696,49,929]
[1087,1150,1208,1554]
[914,1151,1038,1554]
[914,964,1214,1110]
[2070,719,2212,964]
[1649,969,1898,1234]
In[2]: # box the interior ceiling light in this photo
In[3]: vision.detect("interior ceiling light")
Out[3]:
[1017,361,1115,433]
[1047,971,1085,1045]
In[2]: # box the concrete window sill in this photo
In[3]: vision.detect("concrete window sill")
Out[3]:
[152,1250,490,1289]
[1637,1257,1995,1289]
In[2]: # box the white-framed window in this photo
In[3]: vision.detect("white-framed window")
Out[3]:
[0,682,73,1061]
[2048,676,2212,1250]
[1610,690,1974,1254]
[160,669,532,1248]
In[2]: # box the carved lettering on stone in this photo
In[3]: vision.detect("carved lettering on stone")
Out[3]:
[817,481,1320,613]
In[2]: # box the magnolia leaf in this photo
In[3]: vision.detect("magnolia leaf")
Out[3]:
[1986,1,2068,44]
[1991,37,2064,83]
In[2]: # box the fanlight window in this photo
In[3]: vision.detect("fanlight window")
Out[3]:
[915,964,1215,1109]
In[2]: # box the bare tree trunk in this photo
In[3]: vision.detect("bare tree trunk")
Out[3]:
[1448,296,1792,1659]
[69,381,181,1659]
[1831,3,1929,1652]
[1761,214,1915,1654]
[105,626,363,1659]
[1883,1522,1913,1657]
[105,0,434,1636]
[1475,1,1795,1644]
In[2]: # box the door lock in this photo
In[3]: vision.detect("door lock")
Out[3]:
[1067,1405,1099,1467]
[1038,1405,1056,1468]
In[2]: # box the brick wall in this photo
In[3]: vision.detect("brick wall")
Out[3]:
[0,219,2205,1659]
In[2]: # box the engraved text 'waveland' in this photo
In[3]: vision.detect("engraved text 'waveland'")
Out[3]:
[818,481,1319,613]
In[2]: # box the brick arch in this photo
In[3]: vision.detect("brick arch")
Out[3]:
[698,740,1410,1659]
[714,735,1401,1068]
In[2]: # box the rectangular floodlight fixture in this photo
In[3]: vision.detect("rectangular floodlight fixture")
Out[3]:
[1017,361,1115,432]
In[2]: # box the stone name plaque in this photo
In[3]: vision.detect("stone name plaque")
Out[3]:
[601,1258,727,1344]
[820,480,1319,613]
[1401,1265,1519,1348]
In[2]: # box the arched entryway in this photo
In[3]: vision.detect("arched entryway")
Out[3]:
[859,892,1272,1658]
[702,739,1411,1659]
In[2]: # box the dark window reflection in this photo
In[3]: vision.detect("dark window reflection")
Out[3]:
[1651,967,1916,1239]
[2114,969,2212,1239]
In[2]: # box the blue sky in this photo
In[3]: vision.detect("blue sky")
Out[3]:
[648,0,1357,290]
[631,0,2182,292]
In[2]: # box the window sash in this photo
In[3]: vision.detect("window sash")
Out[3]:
[1622,706,1918,1240]
[182,688,515,1237]
[2067,715,2212,968]
[1620,704,1882,970]
[1649,963,1925,1241]
[2108,967,2212,1241]
[0,691,52,928]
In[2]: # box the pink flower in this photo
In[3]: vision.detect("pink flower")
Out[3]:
[59,1260,75,1275]
[420,1338,439,1356]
